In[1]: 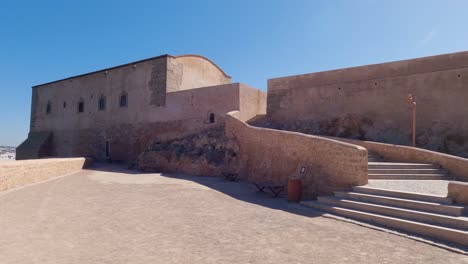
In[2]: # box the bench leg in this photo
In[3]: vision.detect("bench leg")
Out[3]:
[268,186,285,197]
[254,183,266,192]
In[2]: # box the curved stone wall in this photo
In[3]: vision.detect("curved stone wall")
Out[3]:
[225,111,368,198]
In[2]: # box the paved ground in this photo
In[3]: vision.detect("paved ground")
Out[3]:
[367,179,450,196]
[1,164,467,264]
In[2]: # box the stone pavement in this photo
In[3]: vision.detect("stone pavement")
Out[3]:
[367,179,450,196]
[1,163,467,264]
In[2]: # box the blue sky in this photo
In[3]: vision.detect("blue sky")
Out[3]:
[1,0,468,146]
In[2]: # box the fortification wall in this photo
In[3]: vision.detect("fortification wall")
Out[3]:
[0,158,92,191]
[225,111,368,198]
[239,83,267,122]
[265,51,468,158]
[46,84,245,161]
[28,83,266,161]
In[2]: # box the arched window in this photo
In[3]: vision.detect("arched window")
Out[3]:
[119,91,128,107]
[98,95,106,111]
[209,113,215,123]
[46,101,51,114]
[78,99,84,113]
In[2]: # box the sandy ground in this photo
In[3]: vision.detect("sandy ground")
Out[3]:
[1,163,467,264]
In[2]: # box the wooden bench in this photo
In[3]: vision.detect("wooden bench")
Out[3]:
[222,172,239,182]
[254,182,285,197]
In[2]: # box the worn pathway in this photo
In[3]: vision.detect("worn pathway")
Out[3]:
[0,163,466,263]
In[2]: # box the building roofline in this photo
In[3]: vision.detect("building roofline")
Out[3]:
[32,54,172,88]
[174,54,232,79]
[32,53,232,88]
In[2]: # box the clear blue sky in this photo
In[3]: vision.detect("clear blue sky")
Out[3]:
[1,0,467,146]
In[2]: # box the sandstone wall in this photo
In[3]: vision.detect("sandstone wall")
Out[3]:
[225,111,368,198]
[139,128,239,176]
[265,51,468,158]
[47,84,242,161]
[29,55,233,133]
[167,55,231,92]
[239,83,267,122]
[448,182,468,205]
[332,137,468,182]
[0,158,92,191]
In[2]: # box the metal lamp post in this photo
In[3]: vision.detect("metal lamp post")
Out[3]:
[407,94,417,147]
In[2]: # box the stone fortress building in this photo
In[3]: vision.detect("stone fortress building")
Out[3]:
[15,51,468,248]
[17,54,266,161]
[17,51,468,176]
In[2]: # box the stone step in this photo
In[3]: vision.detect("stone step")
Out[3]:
[368,174,449,180]
[301,201,468,247]
[368,168,447,174]
[317,197,468,230]
[334,191,464,216]
[352,186,453,204]
[368,162,440,169]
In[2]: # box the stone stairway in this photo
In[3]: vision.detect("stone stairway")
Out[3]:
[367,152,451,180]
[302,186,468,247]
[302,151,463,247]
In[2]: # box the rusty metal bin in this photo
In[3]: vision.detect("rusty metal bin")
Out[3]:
[287,178,302,202]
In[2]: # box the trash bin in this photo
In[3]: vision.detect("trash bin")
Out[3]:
[288,178,302,202]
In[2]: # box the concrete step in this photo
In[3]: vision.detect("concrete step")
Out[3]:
[352,186,453,204]
[368,174,449,180]
[317,197,468,230]
[334,191,464,216]
[368,168,447,174]
[368,162,440,169]
[301,201,468,247]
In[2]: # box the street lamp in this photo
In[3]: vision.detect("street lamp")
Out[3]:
[407,94,417,147]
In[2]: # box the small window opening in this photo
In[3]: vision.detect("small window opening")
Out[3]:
[46,102,51,114]
[98,96,106,111]
[120,93,127,107]
[209,113,215,123]
[78,100,84,113]
[63,102,66,108]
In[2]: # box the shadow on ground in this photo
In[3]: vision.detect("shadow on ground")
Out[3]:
[86,162,468,254]
[86,162,323,218]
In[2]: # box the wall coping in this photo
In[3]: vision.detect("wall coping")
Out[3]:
[226,111,367,152]
[32,53,231,89]
[328,136,468,163]
[268,50,468,92]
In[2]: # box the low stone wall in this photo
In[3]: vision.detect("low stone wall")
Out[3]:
[448,182,468,205]
[332,137,468,182]
[225,111,368,198]
[0,158,92,191]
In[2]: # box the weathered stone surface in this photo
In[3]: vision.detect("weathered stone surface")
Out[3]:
[265,51,468,158]
[148,57,167,106]
[0,157,92,191]
[17,54,252,162]
[448,181,468,205]
[138,128,239,176]
[227,111,368,198]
